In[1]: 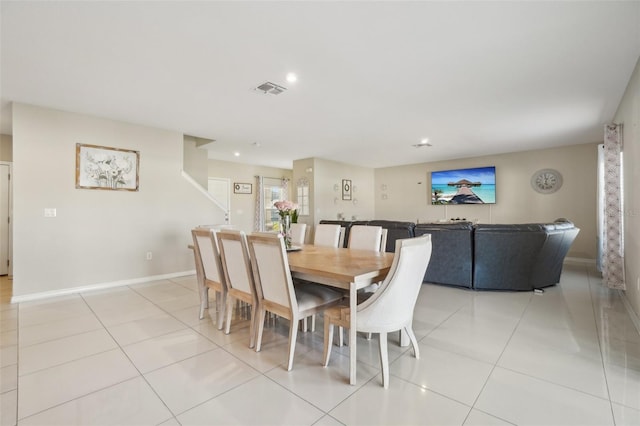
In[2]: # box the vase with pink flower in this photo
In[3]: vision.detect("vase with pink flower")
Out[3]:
[273,200,298,249]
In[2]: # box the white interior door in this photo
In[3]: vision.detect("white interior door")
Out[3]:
[208,177,230,223]
[0,164,10,275]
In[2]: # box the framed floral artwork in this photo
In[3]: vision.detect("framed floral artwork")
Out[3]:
[75,143,140,191]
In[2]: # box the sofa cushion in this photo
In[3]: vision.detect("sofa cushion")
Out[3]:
[367,220,416,252]
[473,224,548,290]
[414,222,473,288]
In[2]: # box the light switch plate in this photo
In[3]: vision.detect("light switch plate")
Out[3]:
[44,208,56,217]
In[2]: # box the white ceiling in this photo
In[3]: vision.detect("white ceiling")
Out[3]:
[1,1,639,169]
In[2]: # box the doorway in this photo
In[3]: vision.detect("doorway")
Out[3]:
[0,162,11,275]
[208,177,231,224]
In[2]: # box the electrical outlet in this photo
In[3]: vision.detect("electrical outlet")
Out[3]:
[44,208,56,217]
[146,252,153,261]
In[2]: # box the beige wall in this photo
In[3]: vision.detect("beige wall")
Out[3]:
[311,158,375,223]
[207,159,292,234]
[0,134,12,162]
[375,143,598,259]
[183,136,209,189]
[291,158,375,241]
[615,57,640,318]
[12,103,222,298]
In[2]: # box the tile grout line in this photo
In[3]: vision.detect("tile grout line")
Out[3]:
[585,264,618,424]
[461,289,534,425]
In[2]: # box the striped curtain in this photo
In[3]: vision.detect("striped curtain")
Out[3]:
[254,176,264,232]
[602,124,625,290]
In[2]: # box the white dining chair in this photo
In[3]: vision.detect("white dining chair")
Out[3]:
[216,230,259,348]
[347,225,383,251]
[289,223,307,246]
[303,223,342,332]
[322,235,433,388]
[191,227,227,329]
[379,228,388,252]
[247,232,344,371]
[313,224,341,247]
[350,225,386,296]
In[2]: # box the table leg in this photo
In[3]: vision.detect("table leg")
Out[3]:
[349,282,357,385]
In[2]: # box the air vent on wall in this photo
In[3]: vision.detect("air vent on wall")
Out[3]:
[254,81,287,95]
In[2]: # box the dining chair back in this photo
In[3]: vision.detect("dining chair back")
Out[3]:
[313,224,341,247]
[339,227,346,248]
[323,234,433,388]
[379,228,388,252]
[289,223,307,246]
[191,227,227,328]
[216,230,259,348]
[247,232,343,370]
[348,225,383,251]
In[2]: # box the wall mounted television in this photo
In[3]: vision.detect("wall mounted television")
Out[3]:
[431,166,496,205]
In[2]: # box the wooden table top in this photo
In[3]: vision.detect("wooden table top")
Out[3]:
[287,244,394,289]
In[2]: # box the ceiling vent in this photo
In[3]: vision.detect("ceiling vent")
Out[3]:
[254,81,287,95]
[411,142,433,148]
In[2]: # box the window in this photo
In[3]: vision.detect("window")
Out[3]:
[296,178,309,216]
[263,177,286,231]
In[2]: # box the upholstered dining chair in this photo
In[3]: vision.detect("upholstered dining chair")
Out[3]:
[247,232,344,371]
[347,225,384,251]
[300,223,342,332]
[191,227,227,329]
[313,224,342,247]
[289,223,307,246]
[216,230,259,348]
[322,234,433,388]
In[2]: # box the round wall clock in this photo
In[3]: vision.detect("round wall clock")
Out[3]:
[531,169,563,194]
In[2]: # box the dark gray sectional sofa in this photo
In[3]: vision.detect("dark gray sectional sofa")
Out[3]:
[319,218,579,291]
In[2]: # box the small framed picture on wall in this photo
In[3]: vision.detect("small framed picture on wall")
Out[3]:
[234,183,252,194]
[342,179,352,200]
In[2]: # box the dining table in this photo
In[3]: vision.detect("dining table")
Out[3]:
[287,244,395,385]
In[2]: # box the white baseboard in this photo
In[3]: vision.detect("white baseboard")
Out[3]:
[564,257,596,266]
[10,270,196,304]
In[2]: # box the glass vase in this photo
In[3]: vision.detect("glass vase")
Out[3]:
[280,215,292,249]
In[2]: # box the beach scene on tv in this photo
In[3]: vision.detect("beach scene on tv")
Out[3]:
[431,166,496,204]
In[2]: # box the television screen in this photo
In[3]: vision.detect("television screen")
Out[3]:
[431,166,496,205]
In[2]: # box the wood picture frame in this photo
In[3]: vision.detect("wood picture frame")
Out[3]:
[75,143,140,191]
[234,182,252,194]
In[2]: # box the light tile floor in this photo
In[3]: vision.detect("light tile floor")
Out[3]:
[1,264,639,425]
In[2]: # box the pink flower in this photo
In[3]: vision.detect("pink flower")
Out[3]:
[274,200,298,214]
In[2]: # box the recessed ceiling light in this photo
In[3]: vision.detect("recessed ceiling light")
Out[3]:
[286,72,298,83]
[234,152,240,157]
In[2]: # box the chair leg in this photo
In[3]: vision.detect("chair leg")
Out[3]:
[287,320,299,371]
[405,326,420,359]
[199,287,208,320]
[338,326,344,347]
[248,304,256,349]
[323,319,334,367]
[311,315,316,332]
[216,291,225,330]
[255,308,267,352]
[378,332,389,389]
[224,296,234,335]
